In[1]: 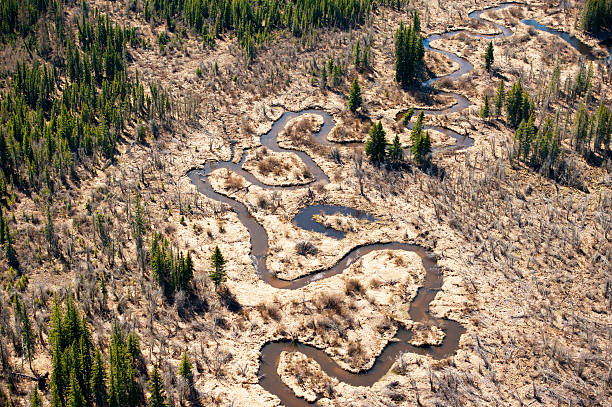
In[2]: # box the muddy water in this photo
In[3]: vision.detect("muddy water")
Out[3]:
[400,2,519,151]
[258,244,466,407]
[187,2,609,405]
[188,106,467,404]
[189,110,467,405]
[521,19,610,61]
[292,204,376,240]
[190,155,466,404]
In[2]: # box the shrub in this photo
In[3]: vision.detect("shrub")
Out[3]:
[345,278,364,296]
[296,241,318,256]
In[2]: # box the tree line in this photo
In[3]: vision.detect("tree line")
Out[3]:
[482,72,610,179]
[144,0,374,59]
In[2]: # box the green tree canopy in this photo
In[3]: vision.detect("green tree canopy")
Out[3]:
[148,366,167,407]
[209,246,227,287]
[347,78,362,113]
[582,0,612,33]
[178,352,193,383]
[394,12,424,87]
[484,41,494,72]
[364,121,387,163]
[388,134,403,162]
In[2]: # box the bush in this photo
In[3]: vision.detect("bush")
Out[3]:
[224,173,245,189]
[295,241,318,256]
[345,278,364,296]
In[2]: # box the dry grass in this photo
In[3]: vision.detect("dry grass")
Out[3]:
[256,302,282,321]
[224,172,245,189]
[345,278,365,296]
[315,292,345,316]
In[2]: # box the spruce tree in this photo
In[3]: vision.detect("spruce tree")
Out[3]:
[30,386,42,407]
[514,115,537,161]
[0,206,5,244]
[347,78,362,113]
[320,66,327,88]
[582,0,612,33]
[353,40,361,67]
[126,331,143,373]
[21,306,35,372]
[90,350,108,407]
[209,246,226,287]
[412,131,432,165]
[4,223,18,269]
[573,104,590,153]
[178,352,193,384]
[484,41,494,72]
[402,107,415,125]
[388,135,403,162]
[480,95,490,119]
[68,368,87,407]
[148,366,167,407]
[79,317,94,401]
[364,121,387,163]
[107,322,139,407]
[394,12,424,87]
[410,112,425,144]
[506,80,532,128]
[593,102,611,152]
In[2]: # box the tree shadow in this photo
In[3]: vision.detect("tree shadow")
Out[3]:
[218,286,242,313]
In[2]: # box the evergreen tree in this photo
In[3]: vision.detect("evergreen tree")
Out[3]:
[21,306,35,372]
[410,112,425,144]
[0,207,5,245]
[506,80,532,128]
[90,350,108,407]
[514,115,537,162]
[484,41,494,72]
[150,232,194,296]
[394,12,424,87]
[4,223,18,269]
[592,102,611,152]
[30,386,42,407]
[494,80,505,117]
[582,0,612,33]
[68,368,87,407]
[209,246,226,287]
[573,104,591,154]
[148,366,167,407]
[388,135,403,162]
[320,66,327,89]
[364,121,387,163]
[480,95,490,119]
[126,331,144,374]
[347,78,362,113]
[412,131,432,165]
[178,352,193,384]
[402,107,415,125]
[353,40,361,67]
[107,322,139,407]
[532,116,561,168]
